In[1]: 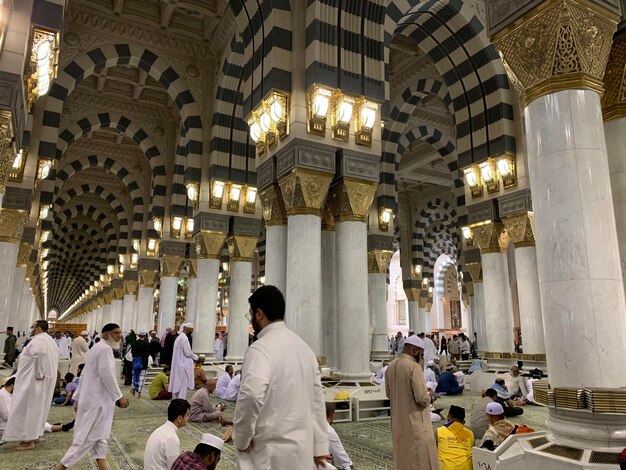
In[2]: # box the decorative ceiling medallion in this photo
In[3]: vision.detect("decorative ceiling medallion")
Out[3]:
[64,32,79,46]
[186,65,200,78]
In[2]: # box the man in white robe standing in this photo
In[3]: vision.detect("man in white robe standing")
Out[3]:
[69,331,89,374]
[54,331,71,360]
[214,333,224,362]
[54,323,129,470]
[3,320,59,450]
[233,285,330,468]
[169,323,198,400]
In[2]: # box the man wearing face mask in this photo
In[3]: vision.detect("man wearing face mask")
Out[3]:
[3,320,59,450]
[385,335,440,470]
[54,323,129,470]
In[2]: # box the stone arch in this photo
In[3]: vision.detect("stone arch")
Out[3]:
[53,206,120,249]
[412,198,458,271]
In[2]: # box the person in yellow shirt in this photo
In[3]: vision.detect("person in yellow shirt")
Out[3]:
[435,405,474,470]
[194,355,208,389]
[150,365,172,400]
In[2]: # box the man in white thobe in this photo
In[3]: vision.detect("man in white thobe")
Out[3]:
[54,323,129,470]
[215,365,233,399]
[233,285,329,469]
[214,333,224,361]
[169,323,198,400]
[4,320,59,450]
[420,333,439,364]
[55,331,71,360]
[144,399,190,470]
[69,331,89,374]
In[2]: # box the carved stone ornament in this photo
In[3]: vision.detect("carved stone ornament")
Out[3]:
[188,258,198,278]
[139,269,158,288]
[328,177,378,223]
[278,168,333,216]
[16,243,31,268]
[0,209,28,244]
[160,255,182,277]
[0,110,14,194]
[195,230,227,260]
[321,199,335,231]
[227,235,259,262]
[503,212,536,248]
[259,184,287,226]
[418,295,428,309]
[465,281,475,297]
[492,0,619,106]
[466,262,484,283]
[602,29,626,121]
[403,287,417,302]
[367,249,393,274]
[471,221,509,254]
[124,280,138,296]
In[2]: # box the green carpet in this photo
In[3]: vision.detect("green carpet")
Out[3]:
[1,387,548,469]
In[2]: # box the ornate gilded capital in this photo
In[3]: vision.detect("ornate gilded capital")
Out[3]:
[471,221,509,254]
[103,289,113,305]
[259,184,287,226]
[466,262,483,283]
[0,209,28,244]
[0,110,14,194]
[328,177,377,223]
[503,212,536,248]
[160,255,182,277]
[321,199,335,231]
[124,280,138,296]
[418,295,428,309]
[492,0,619,106]
[188,258,198,278]
[465,281,475,297]
[278,168,333,216]
[195,230,227,260]
[112,286,124,300]
[602,28,626,121]
[139,269,158,288]
[368,249,393,274]
[16,243,31,268]
[227,234,258,262]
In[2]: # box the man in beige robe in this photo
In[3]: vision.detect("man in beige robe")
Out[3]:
[385,335,439,470]
[69,331,89,374]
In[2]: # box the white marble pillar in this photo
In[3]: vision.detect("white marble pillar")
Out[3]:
[480,250,514,353]
[265,224,288,293]
[285,214,323,354]
[368,251,392,360]
[137,286,154,333]
[193,258,220,356]
[186,275,198,326]
[525,89,626,387]
[0,242,18,329]
[122,294,135,332]
[7,266,25,329]
[102,304,112,326]
[157,276,178,336]
[423,306,431,333]
[606,117,626,292]
[336,221,371,381]
[322,229,337,367]
[418,305,427,334]
[225,259,253,361]
[407,300,419,334]
[110,299,123,328]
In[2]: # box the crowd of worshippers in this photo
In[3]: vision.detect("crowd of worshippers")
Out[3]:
[1,287,538,469]
[390,330,476,360]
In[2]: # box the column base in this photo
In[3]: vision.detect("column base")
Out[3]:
[225,355,244,363]
[336,371,375,386]
[370,350,391,361]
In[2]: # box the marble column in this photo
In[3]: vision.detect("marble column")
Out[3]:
[279,168,333,355]
[368,249,393,360]
[407,299,419,333]
[186,259,198,324]
[418,300,428,334]
[494,2,626,448]
[193,230,226,357]
[503,213,546,355]
[260,185,288,293]
[157,255,181,336]
[225,234,258,361]
[0,209,27,330]
[472,222,514,354]
[321,212,337,367]
[123,279,138,333]
[8,266,25,330]
[137,269,158,333]
[329,176,377,381]
[102,288,112,325]
[467,263,486,354]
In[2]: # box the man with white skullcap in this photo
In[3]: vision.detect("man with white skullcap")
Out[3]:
[480,402,515,450]
[169,323,198,400]
[171,433,224,470]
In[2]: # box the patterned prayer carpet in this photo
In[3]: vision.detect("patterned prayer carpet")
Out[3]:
[1,387,549,469]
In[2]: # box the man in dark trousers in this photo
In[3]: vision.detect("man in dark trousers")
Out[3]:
[3,327,17,367]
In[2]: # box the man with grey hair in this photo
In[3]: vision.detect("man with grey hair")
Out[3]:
[169,323,198,400]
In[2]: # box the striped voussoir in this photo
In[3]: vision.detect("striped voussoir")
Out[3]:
[56,112,167,219]
[257,232,266,278]
[37,43,202,185]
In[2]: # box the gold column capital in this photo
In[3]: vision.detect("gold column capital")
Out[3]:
[321,200,335,231]
[602,29,626,121]
[0,110,14,194]
[139,269,158,288]
[188,258,198,278]
[418,295,428,309]
[502,212,536,248]
[471,221,509,254]
[124,280,138,296]
[466,262,483,283]
[16,242,31,268]
[367,249,392,274]
[103,290,113,305]
[195,230,227,260]
[227,234,258,262]
[278,168,333,216]
[160,254,182,277]
[465,281,475,297]
[492,0,619,106]
[259,184,287,226]
[0,209,28,244]
[112,286,124,300]
[328,177,377,223]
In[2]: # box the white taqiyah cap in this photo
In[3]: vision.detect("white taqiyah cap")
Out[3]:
[183,322,194,329]
[201,433,224,451]
[486,402,505,416]
[138,328,148,336]
[80,331,89,336]
[427,360,435,366]
[405,336,425,348]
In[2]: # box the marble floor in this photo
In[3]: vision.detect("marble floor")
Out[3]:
[1,387,549,469]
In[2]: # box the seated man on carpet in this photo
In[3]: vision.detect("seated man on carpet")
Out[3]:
[52,373,77,406]
[222,370,241,401]
[193,355,208,390]
[150,365,172,400]
[215,365,233,399]
[490,378,525,417]
[144,399,191,470]
[480,402,515,451]
[469,388,497,439]
[435,405,474,470]
[435,363,464,395]
[171,433,223,470]
[325,402,354,469]
[503,365,529,399]
[189,378,232,425]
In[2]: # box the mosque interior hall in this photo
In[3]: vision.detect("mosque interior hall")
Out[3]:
[2,0,626,468]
